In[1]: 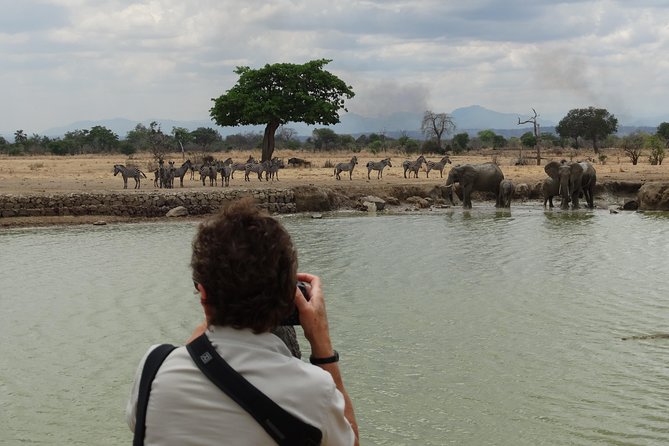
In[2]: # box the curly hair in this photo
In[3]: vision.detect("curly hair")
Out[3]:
[191,198,297,333]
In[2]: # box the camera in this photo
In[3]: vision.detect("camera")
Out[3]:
[282,281,310,325]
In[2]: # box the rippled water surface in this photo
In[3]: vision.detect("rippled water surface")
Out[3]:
[2,208,669,445]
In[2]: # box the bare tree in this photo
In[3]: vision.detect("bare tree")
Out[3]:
[421,110,456,150]
[518,109,541,165]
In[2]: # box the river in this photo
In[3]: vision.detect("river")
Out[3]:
[1,207,668,445]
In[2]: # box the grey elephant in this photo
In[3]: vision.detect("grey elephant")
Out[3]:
[445,162,505,209]
[541,177,560,207]
[498,179,514,208]
[544,160,597,209]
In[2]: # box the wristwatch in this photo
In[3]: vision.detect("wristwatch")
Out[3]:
[309,350,339,365]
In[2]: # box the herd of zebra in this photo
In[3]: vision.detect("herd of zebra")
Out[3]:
[113,154,453,189]
[333,154,451,181]
[113,156,284,189]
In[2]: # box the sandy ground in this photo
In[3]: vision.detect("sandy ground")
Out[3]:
[1,147,666,195]
[0,147,667,227]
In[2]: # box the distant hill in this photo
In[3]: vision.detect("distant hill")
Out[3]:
[4,105,664,141]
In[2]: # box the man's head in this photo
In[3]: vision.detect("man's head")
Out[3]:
[191,198,297,333]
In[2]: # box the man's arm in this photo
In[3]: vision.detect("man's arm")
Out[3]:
[295,272,359,445]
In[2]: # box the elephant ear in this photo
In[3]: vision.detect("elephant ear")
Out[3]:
[544,161,561,179]
[459,164,479,182]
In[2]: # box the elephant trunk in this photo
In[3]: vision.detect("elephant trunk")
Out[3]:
[445,181,455,205]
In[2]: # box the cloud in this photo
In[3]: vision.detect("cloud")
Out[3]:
[3,0,669,132]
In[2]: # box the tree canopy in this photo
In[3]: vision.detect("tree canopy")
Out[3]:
[555,106,618,153]
[210,59,354,161]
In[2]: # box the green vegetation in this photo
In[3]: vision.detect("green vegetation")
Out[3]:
[210,59,354,161]
[555,106,618,153]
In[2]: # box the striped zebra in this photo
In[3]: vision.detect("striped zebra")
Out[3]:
[199,163,217,186]
[171,160,192,187]
[231,155,257,179]
[334,156,358,180]
[153,160,174,188]
[402,155,426,178]
[366,158,392,179]
[266,157,284,181]
[216,158,233,187]
[113,164,147,189]
[245,160,269,181]
[425,155,452,178]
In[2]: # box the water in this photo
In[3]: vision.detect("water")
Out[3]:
[2,207,669,445]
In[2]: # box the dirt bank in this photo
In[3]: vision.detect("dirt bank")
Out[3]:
[0,148,666,227]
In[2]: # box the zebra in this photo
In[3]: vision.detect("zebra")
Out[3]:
[425,155,452,178]
[199,163,217,186]
[266,157,284,181]
[113,164,147,189]
[216,158,233,187]
[171,160,192,187]
[366,158,392,179]
[189,163,200,180]
[245,160,269,181]
[153,160,174,188]
[402,155,426,179]
[231,156,257,179]
[334,156,358,180]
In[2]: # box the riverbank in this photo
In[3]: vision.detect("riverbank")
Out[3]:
[0,148,666,227]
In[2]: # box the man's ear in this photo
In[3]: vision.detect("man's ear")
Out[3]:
[197,283,213,320]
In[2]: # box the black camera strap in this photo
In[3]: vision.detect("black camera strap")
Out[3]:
[186,333,322,446]
[133,343,177,446]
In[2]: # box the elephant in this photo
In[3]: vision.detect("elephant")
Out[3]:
[544,160,597,209]
[498,179,514,208]
[541,177,560,208]
[445,162,505,209]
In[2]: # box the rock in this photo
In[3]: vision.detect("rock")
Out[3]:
[166,206,189,217]
[311,213,323,219]
[638,182,669,210]
[360,195,386,211]
[385,196,400,206]
[92,220,107,225]
[406,196,430,208]
[622,200,639,210]
[362,201,377,212]
[293,186,332,212]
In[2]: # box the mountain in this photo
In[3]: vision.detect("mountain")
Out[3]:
[451,105,556,130]
[14,105,665,142]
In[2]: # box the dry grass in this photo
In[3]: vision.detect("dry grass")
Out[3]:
[0,148,667,195]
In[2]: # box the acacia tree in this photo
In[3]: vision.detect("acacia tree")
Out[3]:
[556,106,618,153]
[421,110,455,149]
[210,59,354,161]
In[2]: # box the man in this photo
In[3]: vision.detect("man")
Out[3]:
[126,198,359,445]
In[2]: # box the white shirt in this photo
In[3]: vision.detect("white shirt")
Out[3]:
[126,326,355,445]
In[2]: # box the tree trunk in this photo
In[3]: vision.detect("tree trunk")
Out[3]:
[592,137,599,154]
[261,121,280,162]
[536,145,541,166]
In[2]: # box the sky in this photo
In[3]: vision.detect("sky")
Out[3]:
[3,0,669,135]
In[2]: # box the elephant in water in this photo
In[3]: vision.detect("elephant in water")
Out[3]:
[445,162,505,209]
[544,160,597,209]
[542,177,562,208]
[498,179,514,208]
